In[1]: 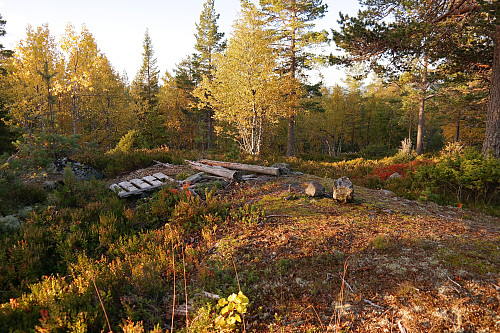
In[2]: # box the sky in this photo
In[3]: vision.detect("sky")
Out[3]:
[0,0,360,86]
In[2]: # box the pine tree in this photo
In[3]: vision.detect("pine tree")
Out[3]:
[260,0,328,157]
[194,0,225,150]
[332,0,497,156]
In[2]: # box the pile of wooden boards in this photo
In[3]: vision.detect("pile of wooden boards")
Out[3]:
[109,172,176,198]
[109,159,284,198]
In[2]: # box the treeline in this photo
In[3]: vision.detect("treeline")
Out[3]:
[0,0,497,160]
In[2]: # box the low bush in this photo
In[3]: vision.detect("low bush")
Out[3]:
[74,148,173,177]
[410,148,500,207]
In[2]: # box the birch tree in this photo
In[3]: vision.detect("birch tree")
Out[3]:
[194,1,297,155]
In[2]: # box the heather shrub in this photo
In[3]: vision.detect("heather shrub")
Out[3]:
[410,148,500,207]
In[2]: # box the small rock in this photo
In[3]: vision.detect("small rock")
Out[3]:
[305,181,325,197]
[388,172,402,180]
[380,189,395,196]
[333,176,354,203]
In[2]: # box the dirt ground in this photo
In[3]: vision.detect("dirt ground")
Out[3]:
[198,174,500,332]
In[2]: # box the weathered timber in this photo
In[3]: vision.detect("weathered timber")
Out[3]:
[152,172,176,183]
[182,172,205,185]
[130,178,151,190]
[198,159,281,176]
[111,172,175,198]
[185,160,242,181]
[142,175,163,186]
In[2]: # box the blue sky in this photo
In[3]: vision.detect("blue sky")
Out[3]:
[0,0,360,86]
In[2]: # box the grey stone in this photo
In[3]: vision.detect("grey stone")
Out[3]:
[380,189,395,196]
[305,181,325,197]
[271,163,291,175]
[333,176,354,203]
[388,172,402,180]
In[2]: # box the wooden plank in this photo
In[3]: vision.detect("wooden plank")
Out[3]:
[118,181,139,192]
[182,172,205,185]
[110,183,129,197]
[152,172,176,183]
[185,160,242,181]
[109,183,122,192]
[198,159,281,176]
[130,178,152,190]
[142,176,163,186]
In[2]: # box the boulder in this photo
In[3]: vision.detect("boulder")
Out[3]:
[333,176,354,203]
[305,181,325,197]
[271,163,291,175]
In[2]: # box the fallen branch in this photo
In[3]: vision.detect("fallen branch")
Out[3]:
[447,276,462,289]
[264,214,293,219]
[185,160,242,182]
[198,159,281,176]
[363,299,384,309]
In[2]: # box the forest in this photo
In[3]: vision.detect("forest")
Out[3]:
[0,0,499,332]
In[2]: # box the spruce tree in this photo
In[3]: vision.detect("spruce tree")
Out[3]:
[194,0,225,149]
[133,29,160,109]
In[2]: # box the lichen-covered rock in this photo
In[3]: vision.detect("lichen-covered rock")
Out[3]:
[333,176,354,203]
[305,181,325,197]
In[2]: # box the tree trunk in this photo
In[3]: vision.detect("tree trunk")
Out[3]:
[207,109,213,150]
[287,115,294,157]
[482,24,500,158]
[416,55,428,155]
[287,7,297,158]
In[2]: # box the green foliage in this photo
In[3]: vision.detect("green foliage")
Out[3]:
[75,148,172,177]
[49,169,110,208]
[0,178,46,216]
[14,133,81,169]
[230,203,263,227]
[214,291,249,331]
[109,129,148,154]
[410,148,500,206]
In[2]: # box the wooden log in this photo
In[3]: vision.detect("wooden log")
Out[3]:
[198,159,281,176]
[185,160,242,181]
[182,172,205,185]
